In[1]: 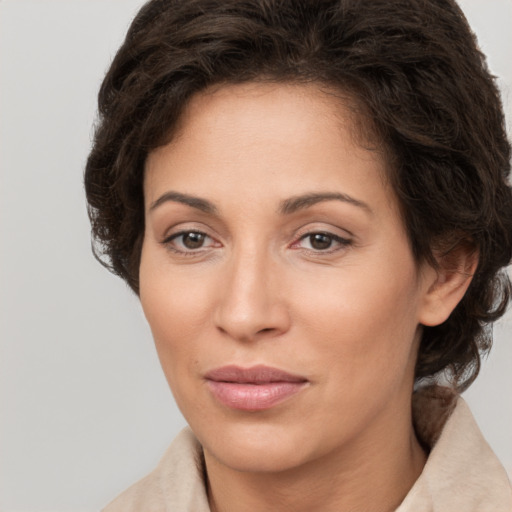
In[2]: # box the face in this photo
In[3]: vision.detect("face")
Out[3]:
[140,83,435,474]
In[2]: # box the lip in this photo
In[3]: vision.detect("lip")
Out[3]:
[204,365,308,411]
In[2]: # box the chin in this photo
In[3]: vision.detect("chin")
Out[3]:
[195,417,322,474]
[205,438,309,474]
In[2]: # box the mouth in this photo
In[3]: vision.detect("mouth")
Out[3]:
[204,365,309,411]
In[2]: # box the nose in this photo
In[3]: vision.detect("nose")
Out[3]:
[213,247,291,342]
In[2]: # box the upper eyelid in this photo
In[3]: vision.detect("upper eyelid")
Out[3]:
[293,222,354,240]
[298,232,350,242]
[162,223,217,241]
[165,229,215,244]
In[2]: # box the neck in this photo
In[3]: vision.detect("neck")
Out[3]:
[205,405,427,512]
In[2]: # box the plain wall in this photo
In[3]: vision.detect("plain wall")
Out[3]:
[0,1,510,510]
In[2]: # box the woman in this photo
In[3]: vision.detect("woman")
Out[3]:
[85,0,512,510]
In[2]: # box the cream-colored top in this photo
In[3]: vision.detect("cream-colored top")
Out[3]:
[103,387,512,511]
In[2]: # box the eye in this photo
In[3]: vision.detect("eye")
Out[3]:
[294,232,352,252]
[163,230,217,253]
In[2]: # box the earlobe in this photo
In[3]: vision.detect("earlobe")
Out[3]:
[419,243,479,327]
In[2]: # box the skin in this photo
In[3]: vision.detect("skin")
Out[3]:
[140,83,475,512]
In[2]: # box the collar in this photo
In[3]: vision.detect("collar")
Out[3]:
[104,386,512,511]
[397,386,512,511]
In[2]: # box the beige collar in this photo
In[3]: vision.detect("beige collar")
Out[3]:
[104,386,512,511]
[397,386,512,511]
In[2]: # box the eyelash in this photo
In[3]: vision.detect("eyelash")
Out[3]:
[292,232,353,254]
[162,230,219,256]
[162,230,352,256]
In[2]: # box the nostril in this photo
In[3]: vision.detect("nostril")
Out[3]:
[214,293,291,341]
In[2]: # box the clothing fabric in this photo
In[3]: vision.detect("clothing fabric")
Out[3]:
[103,386,512,511]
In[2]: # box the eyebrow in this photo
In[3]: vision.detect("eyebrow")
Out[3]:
[149,190,371,216]
[149,191,218,214]
[279,192,372,215]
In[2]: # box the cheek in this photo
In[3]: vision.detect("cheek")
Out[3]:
[293,258,422,380]
[139,269,216,421]
[139,250,214,378]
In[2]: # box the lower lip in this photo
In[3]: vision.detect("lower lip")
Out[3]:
[206,381,307,411]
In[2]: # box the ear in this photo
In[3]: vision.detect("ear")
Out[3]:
[418,242,479,327]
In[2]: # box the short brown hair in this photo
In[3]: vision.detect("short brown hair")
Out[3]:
[85,0,512,390]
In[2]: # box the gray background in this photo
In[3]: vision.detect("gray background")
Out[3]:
[0,0,510,510]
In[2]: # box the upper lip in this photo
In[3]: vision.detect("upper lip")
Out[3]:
[205,365,308,384]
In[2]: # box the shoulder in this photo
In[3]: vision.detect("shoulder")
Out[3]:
[102,427,210,512]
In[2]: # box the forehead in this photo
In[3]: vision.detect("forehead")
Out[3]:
[172,81,382,154]
[144,82,395,215]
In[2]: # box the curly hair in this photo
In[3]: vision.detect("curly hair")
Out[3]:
[84,0,512,390]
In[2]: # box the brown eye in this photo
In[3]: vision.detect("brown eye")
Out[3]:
[294,231,352,253]
[309,233,334,250]
[181,232,206,249]
[164,230,216,253]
